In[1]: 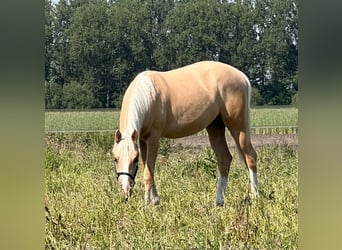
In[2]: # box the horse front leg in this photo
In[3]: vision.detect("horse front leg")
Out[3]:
[143,137,160,206]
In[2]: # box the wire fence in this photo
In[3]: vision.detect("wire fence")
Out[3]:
[250,125,298,134]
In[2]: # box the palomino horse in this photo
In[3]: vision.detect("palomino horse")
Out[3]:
[112,61,258,206]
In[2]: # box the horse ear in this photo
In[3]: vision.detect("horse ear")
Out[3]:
[115,130,122,144]
[131,130,138,144]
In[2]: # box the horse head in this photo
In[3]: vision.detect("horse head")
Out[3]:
[112,129,139,200]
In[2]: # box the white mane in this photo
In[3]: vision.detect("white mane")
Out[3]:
[122,73,156,138]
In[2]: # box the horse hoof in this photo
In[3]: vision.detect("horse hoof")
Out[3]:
[251,190,259,200]
[152,197,160,205]
[216,201,224,207]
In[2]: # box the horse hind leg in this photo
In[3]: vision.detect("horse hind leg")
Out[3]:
[230,128,258,197]
[206,117,233,206]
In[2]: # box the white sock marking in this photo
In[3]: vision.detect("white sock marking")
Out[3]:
[145,190,151,206]
[249,168,258,196]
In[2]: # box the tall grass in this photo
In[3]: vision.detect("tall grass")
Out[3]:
[45,133,298,249]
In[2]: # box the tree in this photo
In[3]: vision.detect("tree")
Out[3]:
[51,0,74,85]
[146,0,175,69]
[154,0,222,69]
[107,0,154,105]
[68,0,155,107]
[44,0,298,108]
[252,0,298,104]
[45,0,54,82]
[68,0,112,107]
[154,1,259,72]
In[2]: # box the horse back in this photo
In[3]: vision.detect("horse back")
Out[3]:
[141,61,250,138]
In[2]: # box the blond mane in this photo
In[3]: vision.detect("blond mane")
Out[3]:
[121,73,156,139]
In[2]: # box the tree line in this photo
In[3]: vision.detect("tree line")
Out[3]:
[45,0,298,109]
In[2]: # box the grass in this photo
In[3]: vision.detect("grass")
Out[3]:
[45,107,298,134]
[45,133,298,249]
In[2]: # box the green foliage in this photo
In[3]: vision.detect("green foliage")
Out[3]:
[45,0,54,82]
[252,0,298,105]
[62,82,98,109]
[50,0,73,84]
[45,134,298,249]
[251,87,264,106]
[292,92,298,106]
[45,81,100,109]
[111,92,123,109]
[45,0,298,107]
[68,1,112,99]
[45,81,64,109]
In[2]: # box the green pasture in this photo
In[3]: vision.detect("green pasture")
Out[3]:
[45,133,298,249]
[45,107,298,134]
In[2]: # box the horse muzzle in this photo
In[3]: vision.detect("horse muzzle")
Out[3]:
[115,167,138,199]
[121,185,133,200]
[117,174,135,199]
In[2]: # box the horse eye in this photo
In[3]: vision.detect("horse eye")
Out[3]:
[133,156,139,164]
[114,158,118,164]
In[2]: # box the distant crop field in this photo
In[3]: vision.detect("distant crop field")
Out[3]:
[45,107,298,134]
[45,110,120,132]
[250,107,297,126]
[250,107,298,134]
[45,134,298,249]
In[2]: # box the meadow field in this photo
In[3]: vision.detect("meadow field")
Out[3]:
[45,107,298,249]
[45,107,298,134]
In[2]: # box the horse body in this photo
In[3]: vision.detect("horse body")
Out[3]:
[113,61,258,206]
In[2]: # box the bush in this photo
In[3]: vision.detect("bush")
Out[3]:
[112,92,123,109]
[291,91,298,106]
[45,81,64,109]
[62,81,97,109]
[251,87,265,106]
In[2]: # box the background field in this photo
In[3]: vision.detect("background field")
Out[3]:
[45,107,298,134]
[45,107,298,249]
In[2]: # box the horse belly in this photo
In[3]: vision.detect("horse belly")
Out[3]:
[162,123,207,138]
[162,105,218,138]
